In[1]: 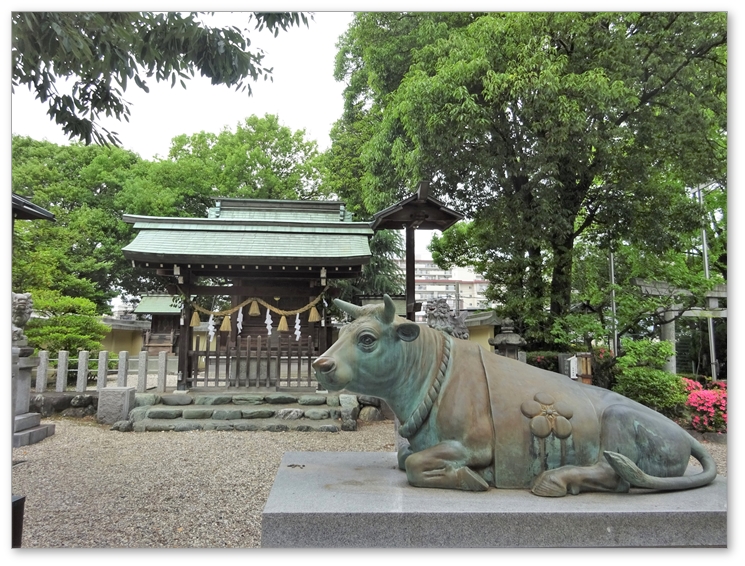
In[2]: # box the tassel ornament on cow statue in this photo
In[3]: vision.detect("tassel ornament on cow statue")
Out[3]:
[312,295,717,497]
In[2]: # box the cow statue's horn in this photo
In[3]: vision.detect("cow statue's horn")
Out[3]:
[333,298,365,320]
[333,295,398,323]
[382,294,397,324]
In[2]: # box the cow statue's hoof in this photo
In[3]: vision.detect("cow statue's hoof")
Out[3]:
[456,466,489,491]
[397,446,413,471]
[531,470,574,497]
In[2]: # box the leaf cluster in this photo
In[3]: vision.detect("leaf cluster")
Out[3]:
[12,11,310,145]
[24,289,110,353]
[333,12,726,348]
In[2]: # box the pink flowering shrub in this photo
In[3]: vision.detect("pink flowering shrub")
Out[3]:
[682,378,727,433]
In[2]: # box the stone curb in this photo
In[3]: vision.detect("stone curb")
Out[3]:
[131,417,341,433]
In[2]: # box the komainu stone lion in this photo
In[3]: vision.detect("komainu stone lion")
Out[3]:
[11,292,33,342]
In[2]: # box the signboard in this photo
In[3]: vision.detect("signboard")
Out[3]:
[568,356,578,380]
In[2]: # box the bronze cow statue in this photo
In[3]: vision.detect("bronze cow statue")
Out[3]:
[313,295,717,496]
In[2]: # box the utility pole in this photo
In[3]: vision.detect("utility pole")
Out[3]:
[698,185,718,380]
[609,249,618,355]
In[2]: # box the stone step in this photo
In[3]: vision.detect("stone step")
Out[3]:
[135,391,339,408]
[115,391,387,432]
[14,412,41,432]
[131,417,342,433]
[13,423,55,448]
[133,403,341,421]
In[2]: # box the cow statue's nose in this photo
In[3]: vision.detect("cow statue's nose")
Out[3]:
[313,357,336,374]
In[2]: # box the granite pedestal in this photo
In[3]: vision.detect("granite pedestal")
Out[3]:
[12,345,55,447]
[261,452,726,548]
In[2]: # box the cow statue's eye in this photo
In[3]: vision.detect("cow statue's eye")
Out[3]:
[358,333,376,348]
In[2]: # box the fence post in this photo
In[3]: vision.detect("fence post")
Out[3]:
[137,351,148,393]
[97,351,109,390]
[35,350,49,392]
[117,351,129,387]
[76,350,90,392]
[56,351,69,392]
[157,351,167,393]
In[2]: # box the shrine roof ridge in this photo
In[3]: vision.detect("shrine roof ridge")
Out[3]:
[122,214,374,234]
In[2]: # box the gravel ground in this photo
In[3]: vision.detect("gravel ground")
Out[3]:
[11,417,727,549]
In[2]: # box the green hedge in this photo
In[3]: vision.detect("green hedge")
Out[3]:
[525,351,561,373]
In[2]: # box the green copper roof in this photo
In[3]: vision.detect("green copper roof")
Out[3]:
[134,295,180,314]
[122,199,373,267]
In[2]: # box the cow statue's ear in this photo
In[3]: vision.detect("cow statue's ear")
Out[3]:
[396,322,420,342]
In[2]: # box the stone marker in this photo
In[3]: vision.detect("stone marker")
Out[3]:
[97,387,136,425]
[35,350,49,393]
[56,350,68,392]
[97,350,109,391]
[136,350,148,392]
[157,351,168,393]
[116,351,129,387]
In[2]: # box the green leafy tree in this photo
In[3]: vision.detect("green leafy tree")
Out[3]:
[612,338,687,417]
[166,114,327,200]
[12,11,310,145]
[335,12,726,347]
[335,230,405,303]
[24,290,110,353]
[12,136,143,310]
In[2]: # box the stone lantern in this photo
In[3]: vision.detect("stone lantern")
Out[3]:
[489,318,526,359]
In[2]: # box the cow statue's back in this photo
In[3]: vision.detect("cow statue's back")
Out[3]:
[313,295,716,496]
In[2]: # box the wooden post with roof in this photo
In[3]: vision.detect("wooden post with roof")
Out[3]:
[371,182,464,321]
[122,199,373,390]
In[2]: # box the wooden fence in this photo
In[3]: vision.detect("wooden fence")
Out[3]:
[188,334,317,389]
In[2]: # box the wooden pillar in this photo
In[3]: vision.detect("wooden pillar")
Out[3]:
[177,270,192,390]
[406,225,416,321]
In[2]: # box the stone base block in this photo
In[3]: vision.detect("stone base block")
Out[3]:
[13,423,55,448]
[97,387,136,425]
[14,413,41,432]
[261,452,727,548]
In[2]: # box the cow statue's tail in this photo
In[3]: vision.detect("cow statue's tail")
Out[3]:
[603,435,717,491]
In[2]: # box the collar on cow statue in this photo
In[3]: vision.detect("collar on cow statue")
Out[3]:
[398,333,453,439]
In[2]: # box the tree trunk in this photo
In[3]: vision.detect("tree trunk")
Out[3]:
[550,233,574,317]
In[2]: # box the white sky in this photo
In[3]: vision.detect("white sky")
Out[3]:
[10,11,354,159]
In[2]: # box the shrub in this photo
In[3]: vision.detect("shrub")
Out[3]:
[612,338,686,417]
[682,378,727,433]
[24,290,109,353]
[612,367,688,417]
[526,351,560,373]
[591,346,618,389]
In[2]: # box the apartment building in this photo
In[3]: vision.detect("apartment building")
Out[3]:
[395,257,493,321]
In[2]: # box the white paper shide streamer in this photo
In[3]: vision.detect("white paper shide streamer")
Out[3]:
[264,308,273,335]
[207,313,216,342]
[236,306,244,334]
[294,313,301,341]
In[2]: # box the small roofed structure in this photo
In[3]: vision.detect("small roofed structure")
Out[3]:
[371,182,464,320]
[134,294,181,355]
[122,198,373,390]
[12,193,55,222]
